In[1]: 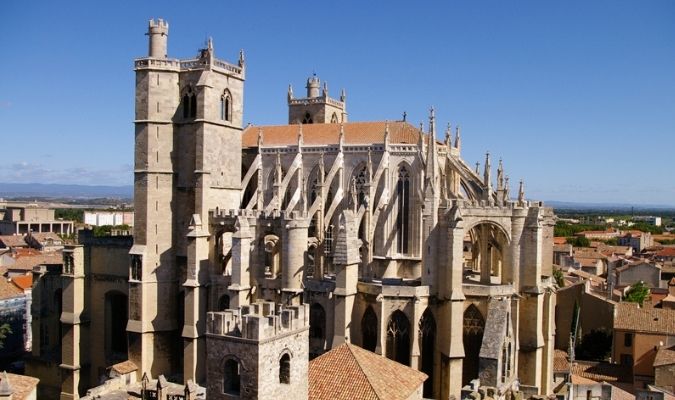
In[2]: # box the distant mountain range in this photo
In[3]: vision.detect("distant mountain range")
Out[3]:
[0,183,673,211]
[0,182,133,199]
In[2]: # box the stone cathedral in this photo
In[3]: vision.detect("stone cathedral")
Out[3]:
[31,19,558,400]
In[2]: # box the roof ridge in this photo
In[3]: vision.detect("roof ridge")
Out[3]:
[345,343,383,400]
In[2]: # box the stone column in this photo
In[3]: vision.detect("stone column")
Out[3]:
[229,216,252,308]
[282,212,309,305]
[183,217,209,384]
[332,211,360,347]
[59,246,84,400]
[480,225,491,284]
[438,204,465,400]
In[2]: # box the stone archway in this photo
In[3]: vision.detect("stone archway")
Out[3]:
[386,310,411,366]
[462,304,485,386]
[361,306,378,352]
[419,308,436,397]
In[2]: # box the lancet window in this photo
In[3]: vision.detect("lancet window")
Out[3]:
[396,166,410,254]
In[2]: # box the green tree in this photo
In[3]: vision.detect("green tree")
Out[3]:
[575,329,612,361]
[566,236,591,247]
[0,323,12,349]
[553,267,565,287]
[624,281,650,306]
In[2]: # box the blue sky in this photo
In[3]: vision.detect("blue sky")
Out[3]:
[1,1,674,205]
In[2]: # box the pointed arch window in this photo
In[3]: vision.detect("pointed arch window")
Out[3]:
[302,112,313,124]
[279,354,291,384]
[182,87,197,119]
[330,112,338,123]
[396,166,410,254]
[221,90,232,122]
[223,358,241,395]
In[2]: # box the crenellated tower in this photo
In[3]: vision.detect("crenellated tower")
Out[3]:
[287,74,347,124]
[132,18,245,384]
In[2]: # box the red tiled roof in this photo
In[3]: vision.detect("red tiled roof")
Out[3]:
[657,248,675,258]
[570,361,631,383]
[0,372,39,400]
[9,252,62,270]
[554,349,570,373]
[614,302,675,335]
[11,274,32,290]
[554,237,568,245]
[0,277,23,300]
[0,235,27,248]
[243,121,424,148]
[308,343,427,400]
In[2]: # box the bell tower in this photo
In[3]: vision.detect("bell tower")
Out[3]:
[287,74,347,124]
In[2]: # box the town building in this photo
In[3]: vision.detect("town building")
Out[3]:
[0,203,73,236]
[83,211,134,227]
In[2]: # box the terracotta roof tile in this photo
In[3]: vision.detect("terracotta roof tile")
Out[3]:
[654,345,675,367]
[243,121,424,148]
[110,360,138,375]
[0,235,27,248]
[0,278,23,300]
[570,361,631,383]
[308,343,427,400]
[0,372,39,400]
[9,252,62,270]
[554,349,570,373]
[613,302,675,335]
[10,274,32,290]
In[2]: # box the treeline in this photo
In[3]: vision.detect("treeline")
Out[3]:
[55,208,84,223]
[554,223,606,238]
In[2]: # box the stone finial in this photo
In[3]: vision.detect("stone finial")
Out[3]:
[484,151,492,189]
[518,179,525,204]
[445,123,452,147]
[257,128,264,147]
[238,49,245,67]
[429,106,436,133]
[340,88,346,102]
[367,147,373,181]
[323,81,328,97]
[207,37,213,51]
[504,175,510,202]
[384,121,390,146]
[0,371,12,396]
[287,84,293,101]
[339,123,345,148]
[402,111,407,121]
[455,125,461,151]
[297,124,304,150]
[497,158,504,191]
[475,162,480,174]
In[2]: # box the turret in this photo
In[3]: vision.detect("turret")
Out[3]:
[306,74,320,98]
[147,18,168,58]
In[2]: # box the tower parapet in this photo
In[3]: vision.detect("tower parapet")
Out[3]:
[207,301,309,340]
[147,18,169,59]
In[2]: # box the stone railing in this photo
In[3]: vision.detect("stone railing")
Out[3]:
[134,57,243,76]
[207,302,309,341]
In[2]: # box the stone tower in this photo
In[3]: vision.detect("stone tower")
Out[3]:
[287,74,347,124]
[132,18,245,383]
[205,302,309,399]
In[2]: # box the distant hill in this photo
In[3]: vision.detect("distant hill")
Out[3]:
[545,200,675,212]
[0,182,133,199]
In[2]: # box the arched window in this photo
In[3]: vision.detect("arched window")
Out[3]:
[190,92,197,118]
[396,166,410,254]
[463,305,485,386]
[386,310,411,366]
[218,294,230,311]
[221,91,232,122]
[182,93,190,118]
[361,306,378,352]
[223,358,241,395]
[330,112,338,123]
[279,354,291,384]
[302,112,313,124]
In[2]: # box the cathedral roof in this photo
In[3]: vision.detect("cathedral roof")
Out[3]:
[308,343,427,400]
[242,121,423,148]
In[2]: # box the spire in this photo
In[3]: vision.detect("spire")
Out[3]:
[497,158,504,191]
[207,37,213,51]
[425,108,439,195]
[367,147,373,181]
[287,84,294,101]
[297,124,304,150]
[518,179,525,204]
[504,176,510,203]
[484,151,492,189]
[340,88,346,102]
[445,123,452,147]
[257,128,264,147]
[323,81,328,97]
[454,125,461,152]
[238,49,245,68]
[275,152,282,185]
[339,123,345,149]
[418,122,425,157]
[475,162,480,174]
